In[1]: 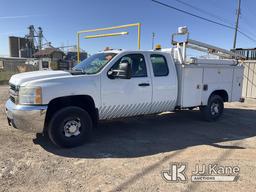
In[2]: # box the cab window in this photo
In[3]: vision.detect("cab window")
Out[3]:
[150,54,169,77]
[112,54,147,77]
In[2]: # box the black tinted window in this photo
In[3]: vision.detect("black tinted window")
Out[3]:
[150,54,169,76]
[113,54,147,77]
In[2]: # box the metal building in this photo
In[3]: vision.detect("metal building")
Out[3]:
[9,36,28,57]
[243,60,256,98]
[232,48,256,99]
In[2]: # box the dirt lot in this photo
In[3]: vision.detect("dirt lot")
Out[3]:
[0,85,256,192]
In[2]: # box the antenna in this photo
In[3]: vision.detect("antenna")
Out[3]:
[152,32,155,49]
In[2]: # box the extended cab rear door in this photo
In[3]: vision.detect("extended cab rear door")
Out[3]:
[100,52,152,119]
[147,52,178,113]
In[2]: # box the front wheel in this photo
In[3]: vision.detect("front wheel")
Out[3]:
[200,95,224,121]
[48,106,93,148]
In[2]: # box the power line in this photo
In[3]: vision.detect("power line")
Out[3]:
[169,0,256,43]
[152,0,234,30]
[240,17,256,37]
[237,30,256,43]
[152,0,256,44]
[242,1,256,20]
[172,0,233,26]
[238,3,256,36]
[235,2,256,43]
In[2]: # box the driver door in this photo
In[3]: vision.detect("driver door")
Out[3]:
[100,53,152,119]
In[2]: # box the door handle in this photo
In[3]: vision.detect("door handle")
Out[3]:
[138,83,150,87]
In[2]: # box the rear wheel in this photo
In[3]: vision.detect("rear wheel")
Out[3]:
[48,106,93,148]
[200,95,224,121]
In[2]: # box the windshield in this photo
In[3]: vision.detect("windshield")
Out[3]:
[73,52,117,74]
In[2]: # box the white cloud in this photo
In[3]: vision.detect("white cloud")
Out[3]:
[0,15,43,19]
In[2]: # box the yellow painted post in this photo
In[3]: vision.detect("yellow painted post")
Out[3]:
[77,23,139,34]
[137,23,141,50]
[77,33,80,63]
[84,32,128,39]
[77,23,142,61]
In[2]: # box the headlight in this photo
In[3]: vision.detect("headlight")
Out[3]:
[19,86,42,105]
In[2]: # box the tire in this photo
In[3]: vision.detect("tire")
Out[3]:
[48,106,93,148]
[200,95,224,122]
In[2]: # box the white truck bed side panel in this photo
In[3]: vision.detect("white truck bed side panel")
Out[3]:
[176,64,204,107]
[176,63,243,107]
[231,66,244,101]
[201,82,232,105]
[201,67,233,105]
[180,67,203,107]
[203,68,233,84]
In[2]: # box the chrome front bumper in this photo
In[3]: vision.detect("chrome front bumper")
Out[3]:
[5,99,47,133]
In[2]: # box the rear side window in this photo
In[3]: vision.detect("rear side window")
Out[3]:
[150,54,169,77]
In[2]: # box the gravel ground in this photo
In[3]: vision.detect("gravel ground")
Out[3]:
[0,85,256,192]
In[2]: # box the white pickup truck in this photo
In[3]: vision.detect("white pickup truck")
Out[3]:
[5,36,244,147]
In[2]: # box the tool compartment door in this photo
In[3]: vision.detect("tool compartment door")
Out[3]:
[231,66,244,101]
[180,67,203,107]
[201,67,233,105]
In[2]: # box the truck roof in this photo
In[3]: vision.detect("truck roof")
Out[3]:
[101,49,168,54]
[101,49,239,66]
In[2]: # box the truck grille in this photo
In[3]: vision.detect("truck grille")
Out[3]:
[10,95,16,103]
[9,83,19,104]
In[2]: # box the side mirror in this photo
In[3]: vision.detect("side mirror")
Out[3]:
[108,62,132,79]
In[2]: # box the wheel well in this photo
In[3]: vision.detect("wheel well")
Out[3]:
[44,95,98,132]
[210,90,229,102]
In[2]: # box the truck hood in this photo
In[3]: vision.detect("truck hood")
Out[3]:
[9,70,71,85]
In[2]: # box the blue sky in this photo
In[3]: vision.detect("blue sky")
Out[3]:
[1,0,256,56]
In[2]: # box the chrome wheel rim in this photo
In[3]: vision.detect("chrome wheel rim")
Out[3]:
[63,118,81,137]
[211,102,220,115]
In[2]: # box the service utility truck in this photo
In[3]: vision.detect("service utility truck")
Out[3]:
[5,27,245,147]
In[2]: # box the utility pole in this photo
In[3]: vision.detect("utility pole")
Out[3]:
[233,0,241,49]
[152,32,155,49]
